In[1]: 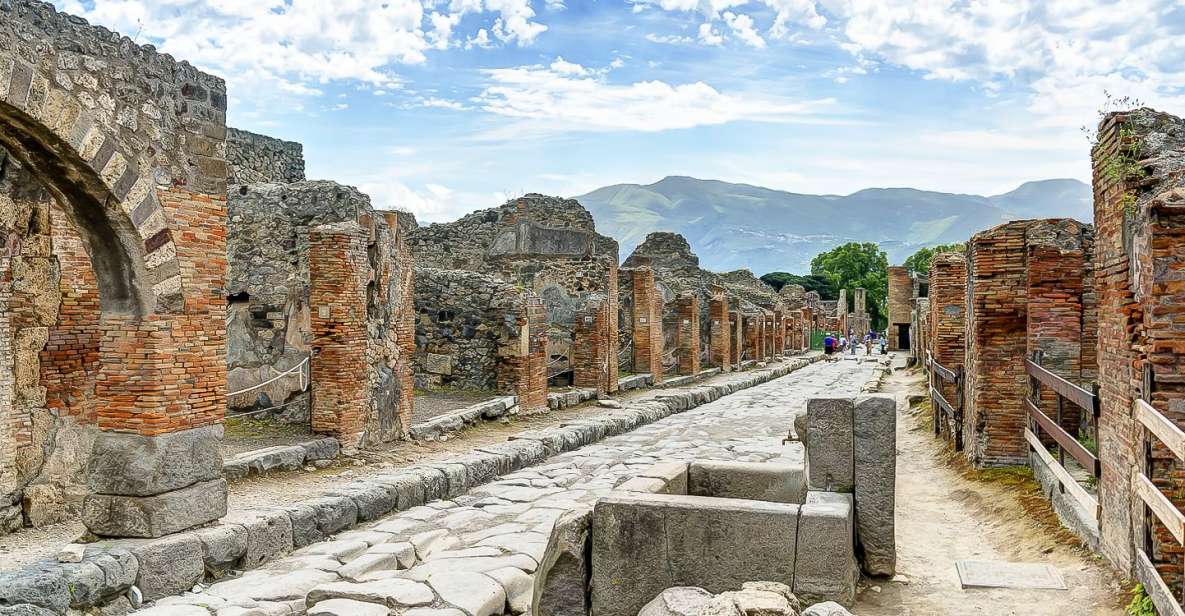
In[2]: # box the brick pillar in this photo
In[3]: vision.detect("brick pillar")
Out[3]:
[964,222,1031,467]
[928,252,967,442]
[84,188,230,538]
[743,314,759,363]
[1025,221,1092,436]
[573,295,612,397]
[607,262,620,393]
[888,267,912,350]
[632,267,663,383]
[508,296,550,413]
[676,293,700,376]
[309,222,370,446]
[709,289,730,371]
[730,310,743,369]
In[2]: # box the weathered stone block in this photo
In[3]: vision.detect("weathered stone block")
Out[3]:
[87,425,223,497]
[806,398,854,492]
[300,438,341,462]
[794,492,858,607]
[223,508,294,569]
[425,353,452,375]
[131,533,205,601]
[591,492,799,616]
[82,478,228,538]
[853,394,896,577]
[636,462,690,495]
[688,460,805,504]
[533,508,592,616]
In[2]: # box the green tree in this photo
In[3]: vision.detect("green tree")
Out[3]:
[810,242,889,330]
[903,243,965,275]
[759,272,838,300]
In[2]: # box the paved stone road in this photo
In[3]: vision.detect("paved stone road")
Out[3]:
[139,359,878,616]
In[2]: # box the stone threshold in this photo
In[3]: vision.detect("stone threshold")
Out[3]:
[223,438,342,481]
[0,354,823,615]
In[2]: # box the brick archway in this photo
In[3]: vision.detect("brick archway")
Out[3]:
[1,2,230,537]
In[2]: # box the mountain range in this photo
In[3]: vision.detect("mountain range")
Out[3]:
[574,176,1093,275]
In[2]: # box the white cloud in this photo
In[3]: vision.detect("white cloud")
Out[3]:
[698,22,725,46]
[419,97,469,110]
[472,60,834,132]
[646,32,695,44]
[53,0,548,108]
[820,0,1185,125]
[723,12,765,48]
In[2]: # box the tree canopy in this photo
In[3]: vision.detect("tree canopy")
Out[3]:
[903,243,965,275]
[758,272,838,300]
[810,242,889,330]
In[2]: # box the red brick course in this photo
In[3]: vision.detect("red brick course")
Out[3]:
[573,296,613,396]
[708,289,730,371]
[928,252,967,443]
[632,267,664,382]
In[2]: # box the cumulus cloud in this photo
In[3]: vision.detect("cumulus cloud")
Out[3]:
[53,0,548,105]
[633,0,826,42]
[471,58,833,132]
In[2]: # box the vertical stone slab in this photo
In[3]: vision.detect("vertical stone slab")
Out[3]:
[854,394,896,577]
[795,491,859,606]
[806,398,854,492]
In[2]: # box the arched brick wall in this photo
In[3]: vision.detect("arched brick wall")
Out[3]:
[1,1,229,537]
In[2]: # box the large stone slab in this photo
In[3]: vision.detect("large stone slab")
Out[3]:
[955,560,1067,590]
[87,425,224,496]
[533,508,592,616]
[853,394,896,577]
[688,460,805,504]
[794,492,858,607]
[131,533,206,601]
[591,492,799,616]
[805,399,854,492]
[82,478,228,538]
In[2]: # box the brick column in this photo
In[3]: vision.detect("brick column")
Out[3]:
[709,289,730,371]
[519,297,550,412]
[928,252,967,443]
[632,267,663,383]
[743,314,759,363]
[730,310,743,369]
[1026,221,1092,436]
[309,222,370,446]
[964,222,1030,467]
[887,267,912,350]
[573,295,612,397]
[383,212,417,435]
[84,188,229,538]
[676,293,700,376]
[606,262,620,393]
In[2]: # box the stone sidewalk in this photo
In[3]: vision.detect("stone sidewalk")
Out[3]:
[134,359,879,616]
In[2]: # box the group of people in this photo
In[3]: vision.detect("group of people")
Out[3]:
[823,329,886,358]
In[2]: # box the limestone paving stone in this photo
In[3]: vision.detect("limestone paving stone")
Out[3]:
[306,578,434,607]
[111,357,870,616]
[427,572,506,616]
[222,509,295,570]
[308,598,388,616]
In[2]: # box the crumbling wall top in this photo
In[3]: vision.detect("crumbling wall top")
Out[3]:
[227,127,306,185]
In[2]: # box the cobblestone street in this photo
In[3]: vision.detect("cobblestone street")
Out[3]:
[136,359,879,615]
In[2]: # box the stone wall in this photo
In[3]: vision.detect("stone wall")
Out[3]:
[887,267,912,350]
[1092,109,1185,580]
[226,128,305,185]
[413,268,532,392]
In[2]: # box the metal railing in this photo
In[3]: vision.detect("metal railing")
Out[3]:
[227,357,309,398]
[1133,378,1185,615]
[926,350,963,450]
[1023,353,1101,525]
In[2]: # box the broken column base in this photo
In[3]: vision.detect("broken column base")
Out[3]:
[82,425,227,538]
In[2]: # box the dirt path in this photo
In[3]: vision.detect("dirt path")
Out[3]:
[854,362,1127,616]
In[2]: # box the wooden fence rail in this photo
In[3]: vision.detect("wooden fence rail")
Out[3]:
[927,350,963,450]
[1133,395,1185,615]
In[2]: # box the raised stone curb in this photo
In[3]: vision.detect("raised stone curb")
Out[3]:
[408,397,518,441]
[223,438,341,481]
[547,388,597,411]
[0,355,821,615]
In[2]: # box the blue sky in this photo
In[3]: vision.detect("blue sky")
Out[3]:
[55,1,1185,222]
